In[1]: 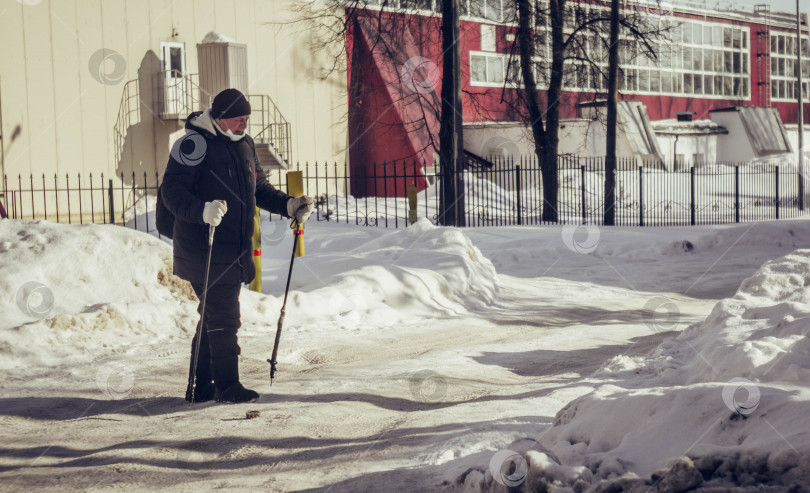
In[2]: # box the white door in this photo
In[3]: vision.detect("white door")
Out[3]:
[160,41,186,115]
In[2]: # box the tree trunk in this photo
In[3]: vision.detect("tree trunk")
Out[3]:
[604,0,620,226]
[517,0,561,223]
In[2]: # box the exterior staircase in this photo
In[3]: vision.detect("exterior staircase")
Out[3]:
[152,72,292,169]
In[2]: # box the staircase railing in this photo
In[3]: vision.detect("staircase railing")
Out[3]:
[113,78,140,168]
[247,94,292,166]
[157,70,201,118]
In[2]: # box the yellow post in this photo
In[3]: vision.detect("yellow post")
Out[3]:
[249,207,262,292]
[287,171,305,257]
[407,186,418,224]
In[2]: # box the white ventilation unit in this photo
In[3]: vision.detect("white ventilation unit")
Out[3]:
[197,31,249,109]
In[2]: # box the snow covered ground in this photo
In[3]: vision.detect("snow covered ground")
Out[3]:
[2,216,810,492]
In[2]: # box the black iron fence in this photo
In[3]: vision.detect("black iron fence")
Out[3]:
[2,157,807,234]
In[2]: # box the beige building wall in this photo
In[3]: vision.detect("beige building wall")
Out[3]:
[0,0,347,218]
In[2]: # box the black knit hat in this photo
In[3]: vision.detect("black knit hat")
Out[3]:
[211,88,251,119]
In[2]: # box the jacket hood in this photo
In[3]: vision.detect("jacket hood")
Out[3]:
[186,109,219,138]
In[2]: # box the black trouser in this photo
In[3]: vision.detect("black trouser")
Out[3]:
[189,280,242,391]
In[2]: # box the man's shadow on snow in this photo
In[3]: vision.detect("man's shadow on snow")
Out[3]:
[0,396,189,421]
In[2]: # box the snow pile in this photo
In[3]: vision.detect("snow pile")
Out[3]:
[275,219,499,333]
[200,30,238,44]
[0,220,198,371]
[0,219,498,372]
[457,248,810,491]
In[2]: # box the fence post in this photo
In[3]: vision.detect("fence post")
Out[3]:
[515,164,522,225]
[108,179,115,225]
[735,165,740,223]
[639,165,644,226]
[774,164,779,219]
[580,165,586,224]
[690,166,696,226]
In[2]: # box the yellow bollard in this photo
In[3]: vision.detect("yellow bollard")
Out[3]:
[287,171,305,257]
[249,206,262,292]
[407,186,418,225]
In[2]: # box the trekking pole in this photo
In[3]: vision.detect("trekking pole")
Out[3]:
[189,225,216,406]
[268,221,301,384]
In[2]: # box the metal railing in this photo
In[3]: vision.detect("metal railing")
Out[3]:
[2,158,807,234]
[247,94,292,165]
[157,70,202,118]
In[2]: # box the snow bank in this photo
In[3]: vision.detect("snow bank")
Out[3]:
[457,247,810,491]
[1,219,498,372]
[267,219,499,334]
[0,220,198,371]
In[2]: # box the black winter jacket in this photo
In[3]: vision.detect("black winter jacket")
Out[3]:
[161,110,291,285]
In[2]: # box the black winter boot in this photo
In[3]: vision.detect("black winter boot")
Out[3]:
[210,337,259,403]
[215,382,259,403]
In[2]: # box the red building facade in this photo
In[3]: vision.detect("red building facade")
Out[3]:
[347,1,809,195]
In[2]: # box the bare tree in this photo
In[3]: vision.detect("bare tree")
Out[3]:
[508,0,671,223]
[290,0,495,219]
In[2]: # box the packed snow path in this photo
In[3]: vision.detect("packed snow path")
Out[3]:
[1,219,808,491]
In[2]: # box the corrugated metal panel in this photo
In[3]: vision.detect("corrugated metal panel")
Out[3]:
[197,42,248,108]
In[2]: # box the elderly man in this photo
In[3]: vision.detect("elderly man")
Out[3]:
[162,88,313,403]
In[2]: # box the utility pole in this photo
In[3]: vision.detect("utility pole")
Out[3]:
[604,0,620,226]
[439,0,465,226]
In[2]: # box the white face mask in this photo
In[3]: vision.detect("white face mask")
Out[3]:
[223,128,245,141]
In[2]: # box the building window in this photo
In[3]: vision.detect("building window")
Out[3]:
[770,32,810,101]
[481,25,496,52]
[469,4,751,100]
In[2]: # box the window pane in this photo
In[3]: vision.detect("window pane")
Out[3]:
[693,73,702,94]
[684,46,692,70]
[724,51,732,73]
[684,73,693,93]
[724,76,733,95]
[704,49,713,71]
[639,69,650,91]
[485,0,500,21]
[714,75,723,95]
[733,29,741,49]
[694,23,703,44]
[704,75,713,95]
[650,70,660,92]
[714,50,723,73]
[170,47,182,75]
[724,27,732,48]
[502,0,516,22]
[733,52,741,74]
[662,71,672,92]
[471,55,487,82]
[713,26,722,47]
[703,26,712,46]
[487,56,504,83]
[471,0,485,19]
[684,22,693,44]
[771,35,778,54]
[673,73,682,93]
[693,47,702,71]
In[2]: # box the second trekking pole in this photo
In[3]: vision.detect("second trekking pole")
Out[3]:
[268,222,301,384]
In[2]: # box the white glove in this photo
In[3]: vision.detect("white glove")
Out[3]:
[202,200,227,227]
[286,196,314,224]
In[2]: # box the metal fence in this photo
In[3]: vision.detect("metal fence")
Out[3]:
[2,157,807,234]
